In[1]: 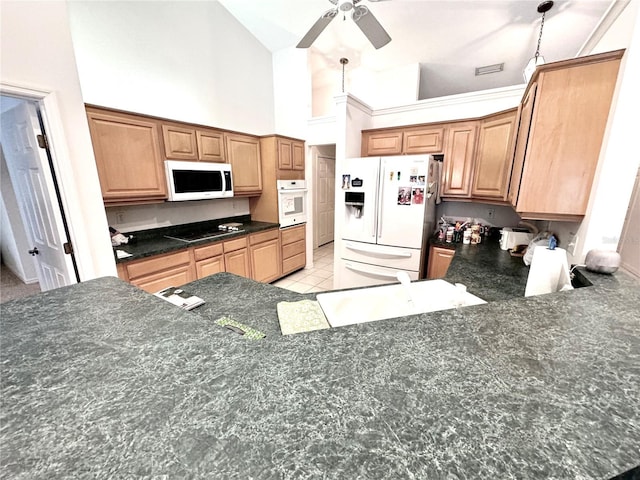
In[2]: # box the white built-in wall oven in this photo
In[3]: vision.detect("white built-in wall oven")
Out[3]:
[277,180,308,228]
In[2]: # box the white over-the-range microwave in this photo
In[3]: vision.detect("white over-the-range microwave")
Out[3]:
[165,160,233,201]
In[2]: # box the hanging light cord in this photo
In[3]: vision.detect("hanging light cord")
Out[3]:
[340,58,349,93]
[534,10,547,61]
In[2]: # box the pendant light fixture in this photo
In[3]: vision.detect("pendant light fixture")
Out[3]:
[523,1,554,83]
[340,57,349,93]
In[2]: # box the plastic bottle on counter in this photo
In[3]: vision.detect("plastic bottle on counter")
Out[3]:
[446,227,454,243]
[463,229,471,244]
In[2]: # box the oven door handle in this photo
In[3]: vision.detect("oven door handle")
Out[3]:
[278,188,308,193]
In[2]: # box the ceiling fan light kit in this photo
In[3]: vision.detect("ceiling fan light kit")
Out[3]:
[523,0,554,83]
[296,0,392,50]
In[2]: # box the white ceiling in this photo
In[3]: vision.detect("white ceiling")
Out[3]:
[218,0,615,99]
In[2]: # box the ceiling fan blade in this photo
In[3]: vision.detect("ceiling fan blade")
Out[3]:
[296,9,338,48]
[352,5,391,49]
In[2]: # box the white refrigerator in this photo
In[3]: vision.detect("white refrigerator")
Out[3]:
[336,154,439,289]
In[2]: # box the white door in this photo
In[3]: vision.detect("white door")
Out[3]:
[377,155,429,249]
[1,101,75,290]
[315,155,335,248]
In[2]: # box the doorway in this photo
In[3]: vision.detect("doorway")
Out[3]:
[312,145,336,249]
[0,94,79,301]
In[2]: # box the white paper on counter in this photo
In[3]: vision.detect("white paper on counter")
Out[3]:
[525,246,573,297]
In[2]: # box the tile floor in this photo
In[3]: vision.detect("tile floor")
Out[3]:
[272,242,334,293]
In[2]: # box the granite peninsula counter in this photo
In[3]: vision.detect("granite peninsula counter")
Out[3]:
[2,252,639,478]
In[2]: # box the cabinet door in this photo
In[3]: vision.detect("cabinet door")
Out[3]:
[509,83,538,207]
[426,246,455,279]
[403,127,444,154]
[471,110,517,199]
[225,248,251,278]
[162,124,198,161]
[292,141,305,171]
[442,123,477,197]
[516,58,621,219]
[86,108,167,203]
[130,265,193,294]
[196,256,225,279]
[197,129,225,163]
[225,133,262,195]
[250,238,282,283]
[277,138,293,169]
[362,130,403,156]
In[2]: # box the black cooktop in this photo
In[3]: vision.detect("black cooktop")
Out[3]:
[165,229,245,243]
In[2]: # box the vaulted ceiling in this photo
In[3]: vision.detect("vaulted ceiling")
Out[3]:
[218,0,616,99]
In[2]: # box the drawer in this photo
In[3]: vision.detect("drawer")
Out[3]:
[283,252,306,275]
[193,242,223,261]
[282,239,305,259]
[281,225,305,245]
[126,250,191,280]
[223,236,248,253]
[249,228,279,245]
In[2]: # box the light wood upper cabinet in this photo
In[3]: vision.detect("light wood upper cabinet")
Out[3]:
[362,130,403,156]
[225,132,262,196]
[509,82,538,206]
[86,107,167,204]
[162,123,225,163]
[162,123,198,161]
[471,110,517,200]
[362,127,444,156]
[196,128,225,163]
[403,127,444,154]
[277,137,305,171]
[292,141,305,171]
[442,122,477,197]
[513,51,623,221]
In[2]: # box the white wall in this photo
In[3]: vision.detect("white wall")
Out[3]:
[436,202,523,230]
[105,198,249,233]
[273,47,311,139]
[551,0,640,263]
[1,0,116,280]
[67,1,275,135]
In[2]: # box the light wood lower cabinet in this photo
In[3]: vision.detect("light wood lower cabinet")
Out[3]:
[281,224,306,276]
[223,237,251,278]
[194,243,224,279]
[249,229,282,283]
[426,246,455,279]
[118,228,297,291]
[119,250,194,293]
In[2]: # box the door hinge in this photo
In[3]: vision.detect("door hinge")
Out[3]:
[63,242,74,255]
[37,134,48,149]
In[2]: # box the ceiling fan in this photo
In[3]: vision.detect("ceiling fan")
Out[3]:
[296,0,392,50]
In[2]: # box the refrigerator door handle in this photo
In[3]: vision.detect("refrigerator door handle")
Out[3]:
[345,242,412,258]
[377,164,385,238]
[345,262,403,279]
[372,162,381,239]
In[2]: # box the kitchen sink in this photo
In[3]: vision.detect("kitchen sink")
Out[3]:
[316,279,486,328]
[570,267,593,289]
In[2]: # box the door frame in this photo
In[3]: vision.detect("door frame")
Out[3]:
[311,145,336,250]
[1,83,81,284]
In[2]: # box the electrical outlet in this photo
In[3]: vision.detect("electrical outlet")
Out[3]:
[487,208,495,220]
[115,211,125,224]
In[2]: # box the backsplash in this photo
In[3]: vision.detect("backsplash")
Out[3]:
[106,197,250,232]
[435,201,522,228]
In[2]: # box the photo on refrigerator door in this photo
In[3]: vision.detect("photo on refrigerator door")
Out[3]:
[397,187,412,205]
[412,187,424,205]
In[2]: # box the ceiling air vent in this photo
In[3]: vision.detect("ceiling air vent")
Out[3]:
[475,63,504,76]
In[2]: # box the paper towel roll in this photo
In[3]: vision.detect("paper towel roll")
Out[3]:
[525,246,574,297]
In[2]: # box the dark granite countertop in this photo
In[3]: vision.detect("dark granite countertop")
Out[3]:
[113,215,280,263]
[2,247,639,478]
